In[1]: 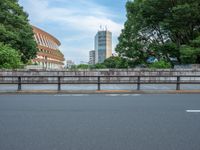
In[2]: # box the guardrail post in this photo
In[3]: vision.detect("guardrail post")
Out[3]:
[97,76,101,91]
[58,76,61,91]
[17,77,22,91]
[137,76,141,90]
[176,76,181,90]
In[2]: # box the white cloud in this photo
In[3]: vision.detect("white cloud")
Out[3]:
[19,0,124,64]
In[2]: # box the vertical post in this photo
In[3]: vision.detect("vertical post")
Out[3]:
[97,76,101,91]
[137,76,141,91]
[58,76,61,91]
[176,76,180,90]
[18,76,22,91]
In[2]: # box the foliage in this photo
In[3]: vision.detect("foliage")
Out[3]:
[149,60,171,69]
[0,43,21,69]
[103,56,128,68]
[0,0,38,63]
[70,65,77,69]
[67,63,106,70]
[94,63,106,69]
[76,64,90,69]
[180,36,200,64]
[116,0,200,66]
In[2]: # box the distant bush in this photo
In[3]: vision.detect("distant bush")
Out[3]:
[76,64,90,69]
[149,60,171,69]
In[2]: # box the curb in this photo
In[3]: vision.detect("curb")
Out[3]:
[1,90,200,95]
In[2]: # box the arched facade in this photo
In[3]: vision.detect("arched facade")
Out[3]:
[32,26,65,69]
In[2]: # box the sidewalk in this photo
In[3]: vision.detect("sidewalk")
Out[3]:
[1,90,200,95]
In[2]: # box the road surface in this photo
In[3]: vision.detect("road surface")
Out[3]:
[0,94,200,150]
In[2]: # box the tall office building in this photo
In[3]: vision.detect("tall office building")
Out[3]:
[89,50,96,65]
[95,30,112,63]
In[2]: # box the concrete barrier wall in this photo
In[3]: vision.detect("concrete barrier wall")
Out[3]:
[0,69,200,83]
[1,69,200,76]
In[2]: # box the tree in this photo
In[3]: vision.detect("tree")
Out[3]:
[0,43,21,69]
[0,0,38,63]
[116,0,200,66]
[116,1,146,67]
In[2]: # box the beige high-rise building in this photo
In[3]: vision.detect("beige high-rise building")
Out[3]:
[95,30,112,63]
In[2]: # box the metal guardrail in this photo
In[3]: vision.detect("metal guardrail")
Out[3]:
[0,75,200,91]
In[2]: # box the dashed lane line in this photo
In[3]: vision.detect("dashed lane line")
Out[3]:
[186,110,200,113]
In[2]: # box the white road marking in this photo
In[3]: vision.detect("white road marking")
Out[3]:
[7,94,141,97]
[54,94,89,97]
[131,94,141,96]
[106,94,141,97]
[106,94,120,97]
[186,110,200,113]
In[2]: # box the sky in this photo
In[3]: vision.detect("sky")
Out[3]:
[18,0,127,64]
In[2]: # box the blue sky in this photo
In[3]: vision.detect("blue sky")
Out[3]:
[19,0,127,64]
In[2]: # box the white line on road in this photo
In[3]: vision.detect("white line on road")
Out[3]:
[106,94,141,97]
[55,94,142,97]
[123,94,141,97]
[186,110,200,113]
[54,94,89,97]
[106,94,121,97]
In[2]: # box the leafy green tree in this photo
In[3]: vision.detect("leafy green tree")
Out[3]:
[0,0,38,63]
[0,43,21,69]
[116,0,200,66]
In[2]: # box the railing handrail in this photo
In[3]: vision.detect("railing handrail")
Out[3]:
[0,75,200,91]
[1,75,200,78]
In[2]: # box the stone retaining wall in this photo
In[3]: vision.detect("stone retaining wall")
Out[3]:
[0,69,200,76]
[0,69,200,84]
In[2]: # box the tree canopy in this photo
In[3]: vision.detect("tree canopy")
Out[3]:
[0,0,38,63]
[116,0,200,66]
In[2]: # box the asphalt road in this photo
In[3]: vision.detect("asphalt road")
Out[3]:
[0,94,200,150]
